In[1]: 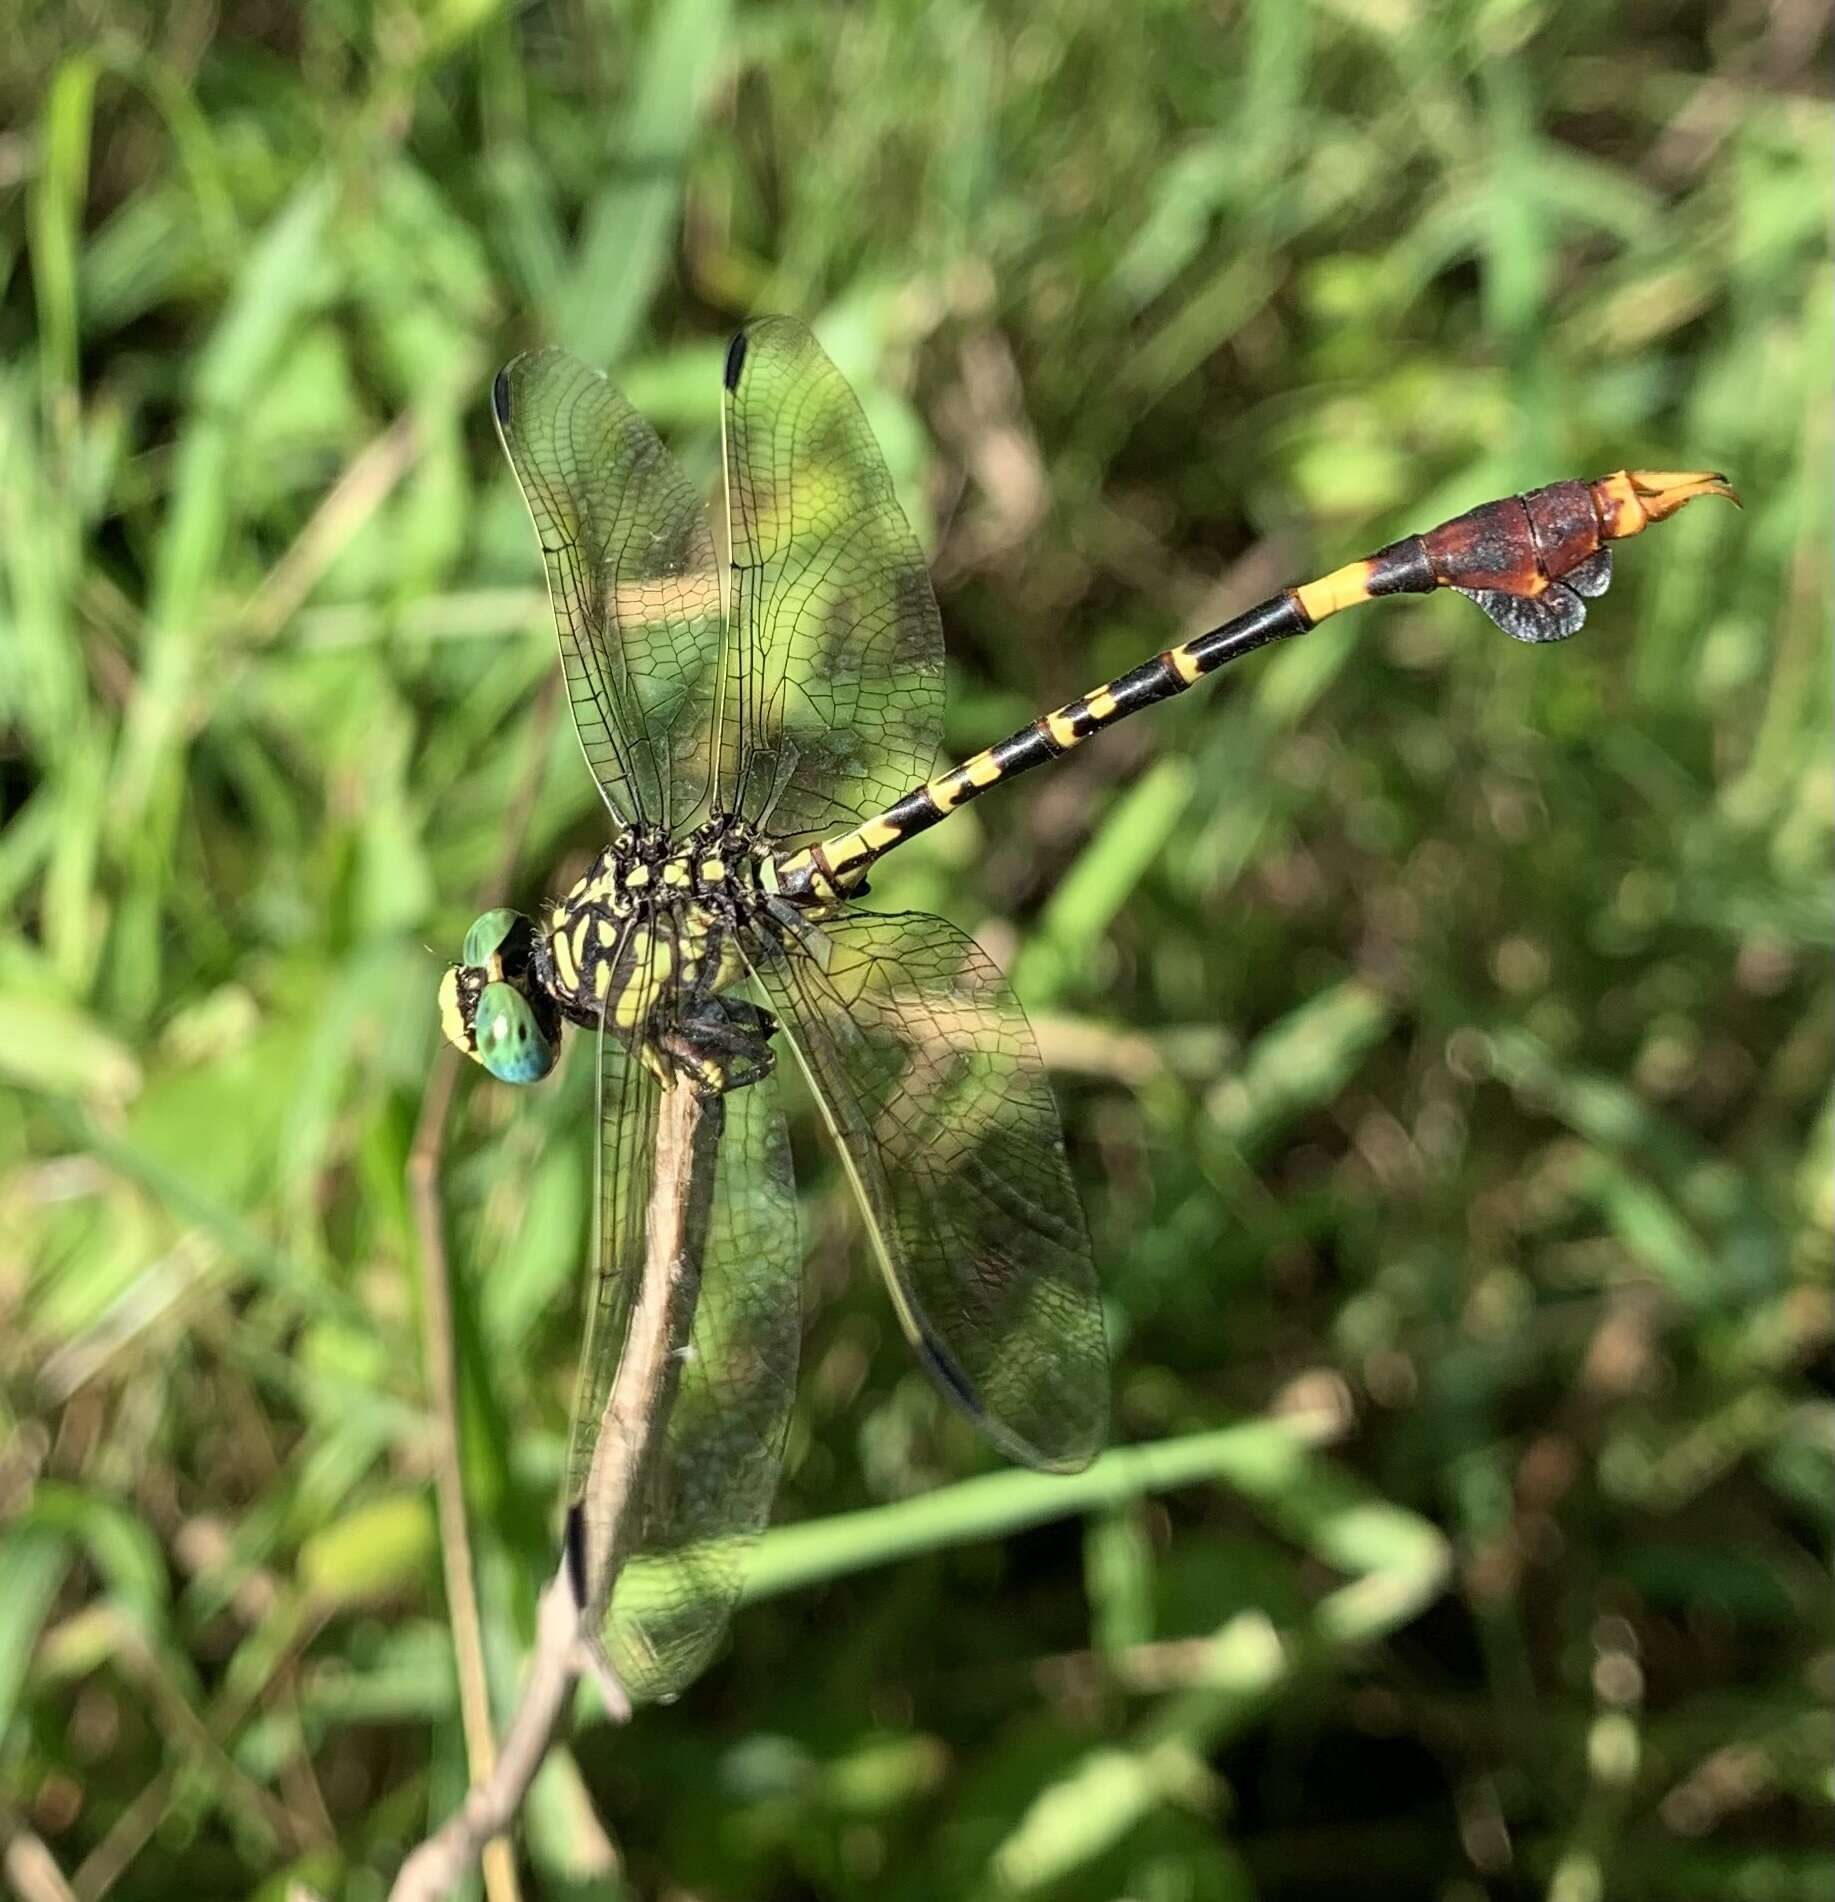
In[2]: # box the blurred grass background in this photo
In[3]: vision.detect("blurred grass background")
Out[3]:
[2,1,1829,1897]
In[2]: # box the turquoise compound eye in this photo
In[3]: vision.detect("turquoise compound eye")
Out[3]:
[463,907,522,968]
[474,981,556,1084]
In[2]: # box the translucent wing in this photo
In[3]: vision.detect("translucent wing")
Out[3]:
[494,349,722,830]
[599,1058,799,1700]
[717,317,945,840]
[745,909,1107,1471]
[568,994,800,1703]
[564,998,659,1514]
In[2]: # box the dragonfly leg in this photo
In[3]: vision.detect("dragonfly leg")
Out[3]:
[658,994,778,1097]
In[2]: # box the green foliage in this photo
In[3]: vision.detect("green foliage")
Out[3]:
[1,1,1827,1896]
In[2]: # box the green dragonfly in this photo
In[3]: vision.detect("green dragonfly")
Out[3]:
[440,315,1733,1699]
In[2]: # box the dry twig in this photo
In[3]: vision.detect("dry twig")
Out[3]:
[390,1081,723,1902]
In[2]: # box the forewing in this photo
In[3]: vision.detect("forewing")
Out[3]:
[717,317,945,840]
[746,909,1107,1472]
[494,349,722,829]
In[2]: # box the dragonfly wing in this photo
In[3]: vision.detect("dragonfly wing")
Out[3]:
[746,910,1107,1472]
[717,317,945,841]
[565,999,660,1516]
[568,999,800,1704]
[494,349,722,830]
[600,1061,799,1701]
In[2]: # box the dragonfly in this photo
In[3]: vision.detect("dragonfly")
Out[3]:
[438,315,1734,1700]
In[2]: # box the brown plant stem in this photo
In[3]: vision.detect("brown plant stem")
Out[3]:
[390,1080,722,1902]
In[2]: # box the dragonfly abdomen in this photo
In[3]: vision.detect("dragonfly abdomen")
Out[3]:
[775,466,1734,902]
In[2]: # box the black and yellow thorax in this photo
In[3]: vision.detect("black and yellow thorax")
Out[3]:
[534,818,769,1037]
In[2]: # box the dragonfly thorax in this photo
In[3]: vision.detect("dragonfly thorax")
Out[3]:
[535,814,772,1045]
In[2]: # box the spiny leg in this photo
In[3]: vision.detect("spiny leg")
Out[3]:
[658,996,778,1098]
[657,926,779,1097]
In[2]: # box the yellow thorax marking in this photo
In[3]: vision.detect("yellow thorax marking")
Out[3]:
[699,857,727,881]
[624,863,651,889]
[552,924,580,990]
[613,932,674,1029]
[713,935,747,989]
[661,859,692,888]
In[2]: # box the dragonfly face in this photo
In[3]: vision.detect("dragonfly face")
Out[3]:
[439,906,561,1083]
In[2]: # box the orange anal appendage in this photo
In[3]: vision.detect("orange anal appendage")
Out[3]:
[1592,469,1741,540]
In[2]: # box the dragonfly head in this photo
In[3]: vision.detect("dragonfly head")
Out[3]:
[439,907,561,1084]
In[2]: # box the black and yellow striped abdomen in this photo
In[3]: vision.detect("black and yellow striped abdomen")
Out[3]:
[777,591,1309,897]
[773,467,1735,903]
